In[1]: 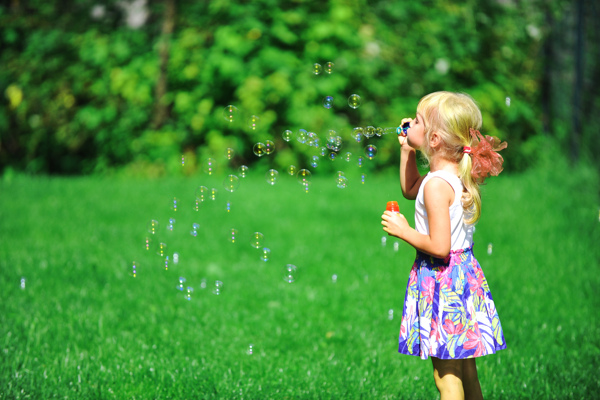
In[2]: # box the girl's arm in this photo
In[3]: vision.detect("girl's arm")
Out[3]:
[400,145,425,200]
[398,119,424,200]
[382,178,453,259]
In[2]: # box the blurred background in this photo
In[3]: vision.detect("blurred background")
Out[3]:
[1,0,598,177]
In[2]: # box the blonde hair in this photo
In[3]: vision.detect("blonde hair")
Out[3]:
[417,91,483,224]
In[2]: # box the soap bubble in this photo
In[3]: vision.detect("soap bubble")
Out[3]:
[348,94,361,109]
[210,188,218,201]
[261,247,271,262]
[251,232,264,249]
[253,142,266,157]
[336,171,348,189]
[297,169,312,186]
[225,148,235,160]
[388,309,394,320]
[195,186,209,202]
[310,156,319,168]
[213,280,223,295]
[186,287,193,301]
[223,105,239,123]
[357,156,364,168]
[487,243,493,255]
[325,61,334,74]
[365,144,377,160]
[297,129,308,144]
[319,147,327,157]
[361,173,366,184]
[203,158,217,175]
[384,127,396,135]
[505,97,511,107]
[171,197,178,212]
[177,277,186,291]
[284,264,298,283]
[323,96,334,109]
[364,126,375,138]
[157,242,167,257]
[328,152,337,161]
[282,129,294,142]
[131,263,137,278]
[247,344,254,355]
[376,127,384,137]
[147,220,159,235]
[307,132,320,147]
[144,237,152,251]
[266,169,279,185]
[264,140,275,155]
[239,165,249,178]
[223,175,240,192]
[312,63,322,75]
[190,223,200,237]
[167,218,176,232]
[229,228,238,243]
[353,127,364,142]
[248,115,260,131]
[164,255,170,270]
[344,152,352,162]
[326,134,342,152]
[287,165,297,176]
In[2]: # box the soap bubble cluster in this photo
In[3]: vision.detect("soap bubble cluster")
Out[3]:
[131,60,402,308]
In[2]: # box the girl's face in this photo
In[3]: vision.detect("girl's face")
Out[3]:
[406,112,426,149]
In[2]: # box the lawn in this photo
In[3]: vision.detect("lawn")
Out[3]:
[0,159,598,399]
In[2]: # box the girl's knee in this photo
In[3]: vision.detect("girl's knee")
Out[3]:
[432,358,464,395]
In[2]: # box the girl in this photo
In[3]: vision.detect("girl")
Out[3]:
[381,91,507,400]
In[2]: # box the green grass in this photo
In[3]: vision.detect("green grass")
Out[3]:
[0,162,599,399]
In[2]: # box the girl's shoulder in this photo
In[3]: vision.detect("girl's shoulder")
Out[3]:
[423,170,461,187]
[421,171,463,204]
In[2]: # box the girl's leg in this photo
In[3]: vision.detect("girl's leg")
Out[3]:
[431,357,464,400]
[462,358,483,400]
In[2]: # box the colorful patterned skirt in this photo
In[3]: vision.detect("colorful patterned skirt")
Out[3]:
[398,245,507,360]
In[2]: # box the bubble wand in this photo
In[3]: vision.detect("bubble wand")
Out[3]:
[396,121,410,137]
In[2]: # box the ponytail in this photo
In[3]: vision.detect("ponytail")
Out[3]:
[459,129,508,225]
[458,152,482,225]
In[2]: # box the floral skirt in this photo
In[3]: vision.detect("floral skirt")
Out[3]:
[398,246,507,360]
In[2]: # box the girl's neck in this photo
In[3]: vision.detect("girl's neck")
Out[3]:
[429,155,459,175]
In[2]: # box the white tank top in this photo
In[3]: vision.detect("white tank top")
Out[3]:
[415,170,474,251]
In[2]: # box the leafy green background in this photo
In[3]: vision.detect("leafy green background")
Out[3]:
[1,0,598,176]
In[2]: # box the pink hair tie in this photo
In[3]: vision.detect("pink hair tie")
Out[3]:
[463,146,472,154]
[468,128,508,182]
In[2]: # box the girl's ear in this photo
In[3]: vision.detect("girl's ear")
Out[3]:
[429,132,442,149]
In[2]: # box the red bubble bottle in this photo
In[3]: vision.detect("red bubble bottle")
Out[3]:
[386,201,400,213]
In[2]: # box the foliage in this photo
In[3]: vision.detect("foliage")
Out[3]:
[0,0,597,175]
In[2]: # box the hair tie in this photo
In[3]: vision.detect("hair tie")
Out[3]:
[463,146,472,154]
[468,128,508,181]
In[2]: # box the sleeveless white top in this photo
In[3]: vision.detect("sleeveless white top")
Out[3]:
[415,170,474,251]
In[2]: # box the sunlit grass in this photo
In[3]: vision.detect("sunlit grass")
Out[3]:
[0,162,598,399]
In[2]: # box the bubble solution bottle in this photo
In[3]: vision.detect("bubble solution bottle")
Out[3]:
[386,201,400,213]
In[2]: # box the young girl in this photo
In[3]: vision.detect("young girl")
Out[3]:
[381,91,507,400]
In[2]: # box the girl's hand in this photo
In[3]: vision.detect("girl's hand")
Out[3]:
[398,118,413,148]
[381,210,410,239]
